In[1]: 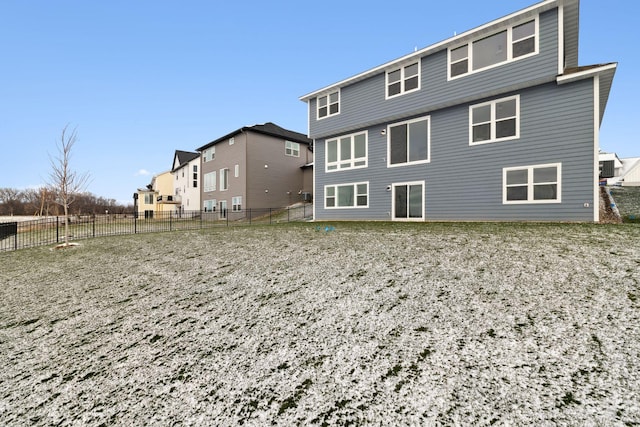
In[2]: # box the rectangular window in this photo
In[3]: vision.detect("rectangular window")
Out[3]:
[388,116,430,167]
[204,172,216,192]
[232,196,242,212]
[503,163,561,204]
[393,181,424,221]
[193,165,197,172]
[324,182,368,209]
[448,18,537,79]
[470,95,519,145]
[285,141,300,157]
[203,147,215,162]
[193,180,197,188]
[220,168,229,191]
[317,90,340,119]
[144,194,154,204]
[204,199,216,212]
[326,131,367,172]
[234,164,239,178]
[229,137,235,145]
[386,61,420,98]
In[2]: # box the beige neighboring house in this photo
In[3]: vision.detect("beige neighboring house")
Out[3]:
[197,122,313,217]
[135,171,180,218]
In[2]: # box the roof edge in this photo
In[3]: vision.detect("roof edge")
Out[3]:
[300,0,562,101]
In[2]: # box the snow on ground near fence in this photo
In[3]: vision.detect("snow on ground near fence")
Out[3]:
[1,223,639,425]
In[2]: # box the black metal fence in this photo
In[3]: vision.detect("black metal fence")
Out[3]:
[0,204,312,252]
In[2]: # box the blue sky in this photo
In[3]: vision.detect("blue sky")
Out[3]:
[1,0,637,205]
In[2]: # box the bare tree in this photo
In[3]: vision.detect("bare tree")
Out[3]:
[48,125,90,247]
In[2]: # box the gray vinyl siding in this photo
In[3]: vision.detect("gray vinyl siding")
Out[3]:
[309,9,559,140]
[314,79,596,222]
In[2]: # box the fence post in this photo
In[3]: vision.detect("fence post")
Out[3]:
[269,208,272,224]
[287,207,290,222]
[93,216,96,238]
[56,216,59,243]
[169,211,172,231]
[249,208,252,225]
[134,215,137,234]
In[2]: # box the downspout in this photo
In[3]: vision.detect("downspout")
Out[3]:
[593,74,600,222]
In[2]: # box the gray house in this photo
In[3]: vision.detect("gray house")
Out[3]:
[196,122,312,217]
[300,0,616,222]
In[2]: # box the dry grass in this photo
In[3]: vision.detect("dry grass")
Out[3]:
[1,222,639,425]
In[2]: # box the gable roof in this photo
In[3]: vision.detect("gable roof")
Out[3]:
[196,122,312,152]
[172,150,200,172]
[300,0,579,101]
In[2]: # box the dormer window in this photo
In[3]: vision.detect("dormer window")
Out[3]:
[317,90,340,119]
[386,62,420,99]
[449,18,537,79]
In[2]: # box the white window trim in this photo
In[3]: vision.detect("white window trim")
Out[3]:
[385,60,421,100]
[219,168,229,191]
[386,116,431,168]
[502,163,562,204]
[204,199,217,212]
[469,94,520,146]
[203,146,215,162]
[232,196,242,212]
[285,140,300,157]
[204,171,216,192]
[391,180,425,222]
[448,16,539,81]
[317,89,340,120]
[325,131,368,173]
[234,164,239,178]
[324,181,369,209]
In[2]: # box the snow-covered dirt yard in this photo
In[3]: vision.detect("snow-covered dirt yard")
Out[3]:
[1,222,639,426]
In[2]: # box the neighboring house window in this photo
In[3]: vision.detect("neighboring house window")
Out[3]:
[144,194,154,204]
[220,168,229,191]
[470,95,519,145]
[392,181,424,221]
[317,90,339,119]
[285,141,300,157]
[449,18,537,79]
[326,131,367,172]
[388,116,430,166]
[503,163,561,204]
[232,196,242,212]
[229,137,235,145]
[204,172,216,192]
[325,182,368,208]
[192,165,198,188]
[386,61,420,98]
[204,199,216,212]
[234,164,239,178]
[203,147,215,162]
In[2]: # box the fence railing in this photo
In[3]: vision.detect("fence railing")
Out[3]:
[0,204,312,252]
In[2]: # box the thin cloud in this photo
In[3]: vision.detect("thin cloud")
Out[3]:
[135,169,151,177]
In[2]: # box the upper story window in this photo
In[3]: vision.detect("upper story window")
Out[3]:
[144,194,154,204]
[229,137,235,145]
[285,141,300,157]
[317,90,340,119]
[449,18,537,79]
[386,62,420,99]
[326,131,367,172]
[470,95,519,145]
[203,147,215,162]
[503,163,561,204]
[387,116,430,167]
